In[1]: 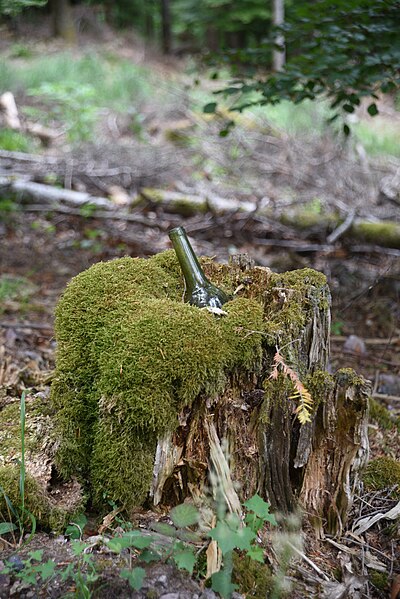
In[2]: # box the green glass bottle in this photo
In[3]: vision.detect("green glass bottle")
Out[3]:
[169,226,230,309]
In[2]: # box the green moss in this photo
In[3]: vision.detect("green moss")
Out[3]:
[0,402,21,461]
[0,465,78,532]
[369,570,389,591]
[52,252,267,509]
[51,251,330,510]
[232,552,273,598]
[369,398,399,430]
[280,209,338,230]
[306,370,335,409]
[363,457,400,498]
[335,368,365,388]
[353,221,400,249]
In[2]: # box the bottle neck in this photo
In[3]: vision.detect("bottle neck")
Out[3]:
[169,227,208,291]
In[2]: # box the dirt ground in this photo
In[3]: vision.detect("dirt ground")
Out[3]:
[1,19,400,599]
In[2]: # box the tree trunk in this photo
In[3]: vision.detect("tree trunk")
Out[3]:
[160,0,172,54]
[272,0,285,71]
[52,0,77,44]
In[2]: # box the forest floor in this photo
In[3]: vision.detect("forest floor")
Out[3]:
[0,16,400,599]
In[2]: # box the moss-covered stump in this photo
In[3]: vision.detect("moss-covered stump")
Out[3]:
[0,393,84,531]
[51,250,369,535]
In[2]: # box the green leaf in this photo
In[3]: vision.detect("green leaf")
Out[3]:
[246,545,265,563]
[65,513,88,539]
[107,531,152,552]
[343,103,355,113]
[139,549,161,563]
[0,522,17,535]
[211,569,238,598]
[120,567,146,590]
[172,548,196,573]
[367,102,378,116]
[71,540,88,556]
[244,494,276,523]
[37,560,56,580]
[150,521,178,537]
[170,503,199,528]
[343,124,351,136]
[29,549,44,561]
[203,102,218,114]
[123,531,153,549]
[209,521,256,554]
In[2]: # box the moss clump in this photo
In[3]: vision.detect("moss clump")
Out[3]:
[51,251,330,510]
[369,398,399,430]
[232,552,273,598]
[0,394,85,531]
[369,570,389,591]
[363,457,400,498]
[0,465,80,532]
[354,221,400,249]
[52,251,266,509]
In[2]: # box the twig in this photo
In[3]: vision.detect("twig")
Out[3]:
[23,204,163,228]
[0,149,59,163]
[327,209,356,244]
[287,542,330,581]
[331,336,400,346]
[0,321,53,331]
[254,238,332,252]
[372,393,400,404]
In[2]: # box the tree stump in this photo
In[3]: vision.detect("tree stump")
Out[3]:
[43,251,369,535]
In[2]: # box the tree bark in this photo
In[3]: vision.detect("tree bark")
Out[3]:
[160,0,172,54]
[52,0,77,44]
[272,0,285,71]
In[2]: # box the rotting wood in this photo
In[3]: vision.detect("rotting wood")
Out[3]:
[1,177,115,209]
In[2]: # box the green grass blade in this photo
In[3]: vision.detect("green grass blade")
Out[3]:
[19,391,26,515]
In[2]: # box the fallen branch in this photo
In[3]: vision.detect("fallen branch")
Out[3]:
[0,91,21,129]
[24,203,161,228]
[1,176,115,209]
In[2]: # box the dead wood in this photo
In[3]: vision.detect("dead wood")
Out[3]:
[0,175,116,209]
[0,92,21,129]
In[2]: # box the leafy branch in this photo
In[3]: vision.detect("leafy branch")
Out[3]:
[270,351,313,425]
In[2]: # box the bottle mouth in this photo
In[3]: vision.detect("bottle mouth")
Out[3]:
[168,226,186,238]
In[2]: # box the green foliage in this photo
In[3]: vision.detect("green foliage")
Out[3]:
[28,82,99,143]
[64,513,88,540]
[0,0,46,17]
[0,128,33,152]
[0,392,36,545]
[170,503,200,528]
[0,274,36,314]
[213,0,400,130]
[3,550,56,586]
[120,567,146,590]
[173,0,271,48]
[244,494,277,532]
[1,51,153,134]
[2,493,277,597]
